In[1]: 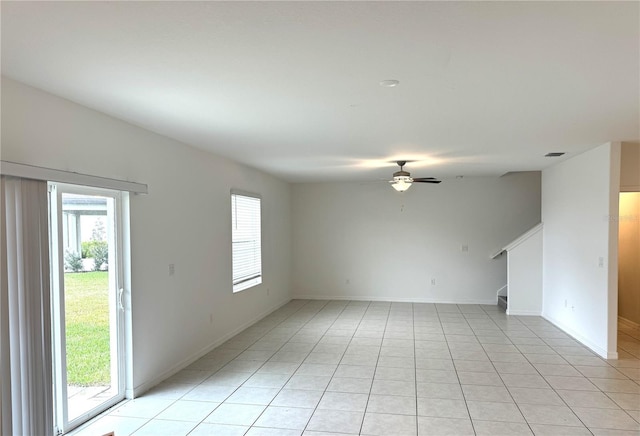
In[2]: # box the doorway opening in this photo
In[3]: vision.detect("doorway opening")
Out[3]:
[49,183,127,434]
[618,191,640,360]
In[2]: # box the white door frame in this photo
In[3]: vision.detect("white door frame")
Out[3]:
[49,183,127,434]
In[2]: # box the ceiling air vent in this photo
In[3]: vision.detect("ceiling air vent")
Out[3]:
[545,152,565,157]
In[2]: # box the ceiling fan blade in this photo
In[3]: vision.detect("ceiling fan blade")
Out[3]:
[413,179,441,184]
[412,177,437,182]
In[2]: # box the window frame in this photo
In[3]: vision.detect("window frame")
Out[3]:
[230,190,262,293]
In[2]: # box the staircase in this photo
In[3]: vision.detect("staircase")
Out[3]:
[498,295,507,311]
[492,223,543,316]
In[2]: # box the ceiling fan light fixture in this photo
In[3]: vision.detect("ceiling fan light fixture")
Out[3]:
[388,160,439,191]
[391,175,413,192]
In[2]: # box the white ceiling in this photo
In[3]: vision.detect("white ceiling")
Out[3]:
[2,1,638,182]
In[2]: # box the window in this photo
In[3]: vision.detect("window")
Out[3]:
[231,192,262,292]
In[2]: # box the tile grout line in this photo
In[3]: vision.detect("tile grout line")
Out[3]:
[75,302,640,436]
[532,316,640,434]
[442,304,477,435]
[240,299,336,434]
[82,299,316,436]
[294,300,367,433]
[476,304,539,435]
[181,299,322,436]
[356,301,388,436]
[488,308,599,434]
[297,300,376,436]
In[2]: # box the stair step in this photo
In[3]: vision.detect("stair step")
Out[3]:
[498,295,508,311]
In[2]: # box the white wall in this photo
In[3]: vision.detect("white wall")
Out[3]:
[0,77,292,394]
[291,172,541,304]
[542,142,621,358]
[506,225,543,316]
[619,192,640,326]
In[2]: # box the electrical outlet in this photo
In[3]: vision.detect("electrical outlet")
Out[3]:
[431,278,436,285]
[461,245,469,252]
[598,257,604,268]
[168,264,175,276]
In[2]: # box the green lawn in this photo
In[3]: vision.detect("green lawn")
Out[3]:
[64,271,110,386]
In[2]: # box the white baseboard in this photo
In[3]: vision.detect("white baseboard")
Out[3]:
[618,316,640,330]
[507,309,542,316]
[542,312,610,359]
[130,297,292,398]
[292,294,497,305]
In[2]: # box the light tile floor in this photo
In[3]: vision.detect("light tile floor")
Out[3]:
[72,300,640,436]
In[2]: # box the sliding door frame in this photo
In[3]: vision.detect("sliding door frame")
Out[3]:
[49,183,127,434]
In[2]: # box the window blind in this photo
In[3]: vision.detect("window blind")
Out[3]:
[231,193,262,292]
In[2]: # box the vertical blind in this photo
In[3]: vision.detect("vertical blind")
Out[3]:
[231,193,262,291]
[1,176,54,436]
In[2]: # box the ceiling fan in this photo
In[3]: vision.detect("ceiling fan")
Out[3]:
[390,161,441,192]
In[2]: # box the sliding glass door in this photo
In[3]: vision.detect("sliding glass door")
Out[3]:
[49,183,125,433]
